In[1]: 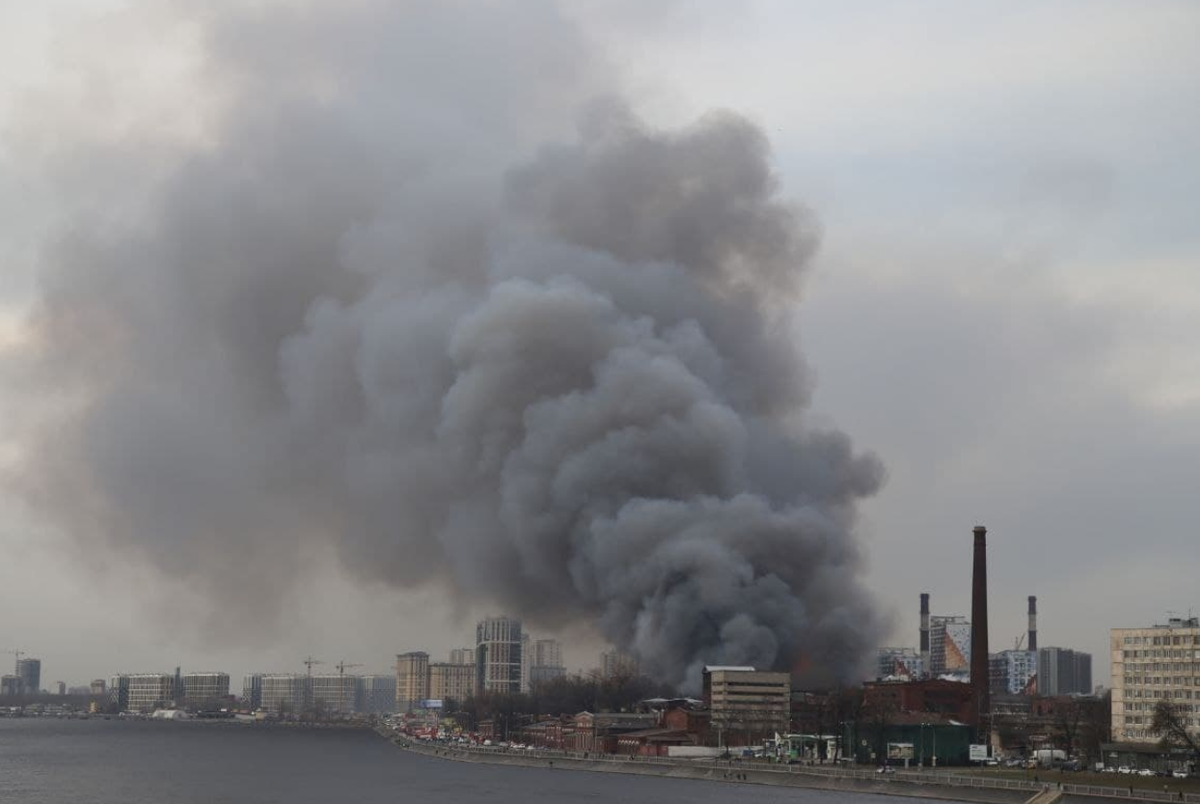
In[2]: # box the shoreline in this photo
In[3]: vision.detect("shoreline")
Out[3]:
[380,732,1186,804]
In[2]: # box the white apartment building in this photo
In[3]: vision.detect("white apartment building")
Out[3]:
[181,672,230,706]
[1111,617,1200,742]
[125,673,177,712]
[259,674,307,715]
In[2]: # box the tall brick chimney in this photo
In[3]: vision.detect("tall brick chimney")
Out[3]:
[1027,595,1038,652]
[971,525,990,736]
[920,592,931,678]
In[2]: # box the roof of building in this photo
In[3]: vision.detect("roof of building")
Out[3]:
[704,666,756,673]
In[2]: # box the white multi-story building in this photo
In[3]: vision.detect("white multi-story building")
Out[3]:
[876,647,925,680]
[1111,617,1200,742]
[259,674,306,715]
[310,674,359,714]
[124,673,177,712]
[476,617,523,695]
[929,616,971,677]
[181,672,230,706]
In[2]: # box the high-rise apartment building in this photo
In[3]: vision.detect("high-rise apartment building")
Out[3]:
[181,672,230,707]
[476,617,523,695]
[124,673,177,712]
[110,675,131,710]
[1037,647,1093,696]
[989,650,1037,695]
[529,638,565,686]
[449,647,476,666]
[259,674,306,715]
[395,651,430,712]
[929,616,971,677]
[876,647,925,680]
[310,674,359,714]
[1111,617,1200,742]
[15,658,41,695]
[600,649,639,678]
[0,676,21,697]
[359,675,397,715]
[242,674,263,710]
[90,679,107,696]
[429,662,475,704]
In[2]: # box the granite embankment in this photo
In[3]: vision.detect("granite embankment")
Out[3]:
[380,733,1191,804]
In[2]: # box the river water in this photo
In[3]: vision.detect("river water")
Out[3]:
[1,718,963,803]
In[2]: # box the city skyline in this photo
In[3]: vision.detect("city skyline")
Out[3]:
[2,1,1199,691]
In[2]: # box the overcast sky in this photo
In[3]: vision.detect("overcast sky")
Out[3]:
[1,0,1197,688]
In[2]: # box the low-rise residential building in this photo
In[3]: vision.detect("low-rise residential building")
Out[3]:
[1111,617,1200,742]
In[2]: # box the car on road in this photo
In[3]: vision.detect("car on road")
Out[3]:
[1118,766,1132,774]
[1136,768,1155,777]
[1173,770,1189,779]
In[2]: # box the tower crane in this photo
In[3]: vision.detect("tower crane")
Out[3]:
[5,649,24,673]
[336,661,362,678]
[302,656,324,678]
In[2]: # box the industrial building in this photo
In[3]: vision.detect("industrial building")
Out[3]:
[1111,616,1200,743]
[476,616,523,695]
[395,651,430,712]
[702,666,790,743]
[1037,647,1093,697]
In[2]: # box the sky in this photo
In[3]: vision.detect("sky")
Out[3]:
[1,0,1198,689]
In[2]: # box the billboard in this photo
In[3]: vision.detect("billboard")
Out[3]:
[421,699,444,709]
[887,743,914,760]
[969,744,990,762]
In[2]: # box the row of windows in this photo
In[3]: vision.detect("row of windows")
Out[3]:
[1121,716,1200,727]
[1122,634,1200,646]
[1121,677,1200,688]
[1122,649,1200,660]
[1124,701,1200,712]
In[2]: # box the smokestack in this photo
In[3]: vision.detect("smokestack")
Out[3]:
[971,526,990,736]
[919,592,931,678]
[1027,595,1037,652]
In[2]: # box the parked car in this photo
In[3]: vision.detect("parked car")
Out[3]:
[1118,766,1132,774]
[1137,768,1155,777]
[1172,770,1190,779]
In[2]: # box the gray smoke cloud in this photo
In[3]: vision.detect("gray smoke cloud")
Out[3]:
[9,0,884,689]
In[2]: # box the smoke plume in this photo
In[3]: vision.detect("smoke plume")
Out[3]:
[9,0,884,688]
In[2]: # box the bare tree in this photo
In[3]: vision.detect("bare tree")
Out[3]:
[1151,698,1200,758]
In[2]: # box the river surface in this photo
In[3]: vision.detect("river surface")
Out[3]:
[1,718,964,803]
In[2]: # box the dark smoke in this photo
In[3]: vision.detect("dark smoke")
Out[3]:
[10,0,884,689]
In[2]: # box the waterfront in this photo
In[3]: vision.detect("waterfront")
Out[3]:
[0,718,975,804]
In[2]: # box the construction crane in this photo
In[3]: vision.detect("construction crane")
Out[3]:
[335,661,362,678]
[5,649,23,673]
[302,656,324,678]
[1013,633,1026,651]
